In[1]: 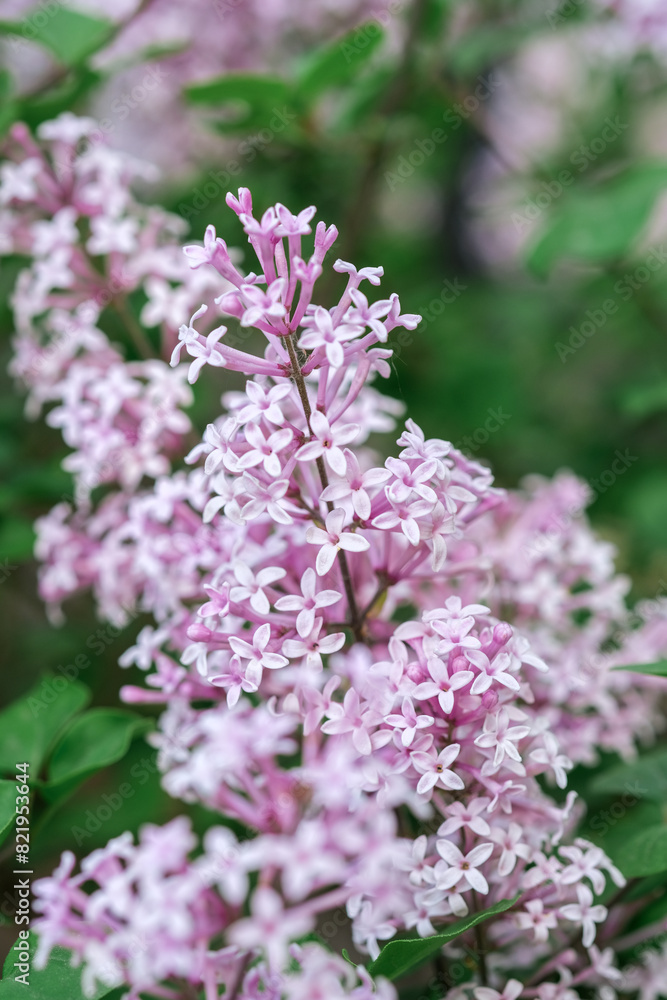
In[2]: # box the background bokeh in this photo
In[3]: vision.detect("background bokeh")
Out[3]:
[2,0,667,969]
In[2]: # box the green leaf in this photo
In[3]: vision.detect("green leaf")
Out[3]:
[526,163,667,277]
[367,894,520,981]
[16,66,101,130]
[46,709,151,791]
[588,746,667,801]
[624,871,667,901]
[294,23,385,103]
[612,660,667,677]
[0,677,90,776]
[186,73,289,107]
[613,825,667,878]
[185,73,294,132]
[0,780,16,847]
[0,8,113,66]
[336,66,394,131]
[0,935,117,999]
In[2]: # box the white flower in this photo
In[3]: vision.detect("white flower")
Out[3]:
[530,733,572,789]
[274,568,341,637]
[433,841,494,894]
[560,884,607,948]
[516,898,558,942]
[306,508,369,576]
[229,563,286,615]
[474,708,531,768]
[296,411,360,476]
[282,619,345,670]
[411,744,464,795]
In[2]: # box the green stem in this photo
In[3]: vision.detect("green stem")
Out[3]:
[285,334,363,640]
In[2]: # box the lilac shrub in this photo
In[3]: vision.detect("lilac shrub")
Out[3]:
[2,117,667,998]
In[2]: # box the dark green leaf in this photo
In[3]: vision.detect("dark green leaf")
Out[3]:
[613,825,667,878]
[186,73,289,107]
[336,66,394,131]
[16,67,101,130]
[0,678,90,776]
[588,746,667,801]
[367,894,520,981]
[612,660,667,677]
[624,871,667,902]
[526,164,667,277]
[294,23,385,103]
[0,935,116,999]
[185,73,295,133]
[46,709,152,791]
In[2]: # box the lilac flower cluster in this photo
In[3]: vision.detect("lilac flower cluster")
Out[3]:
[3,117,666,998]
[1,113,224,597]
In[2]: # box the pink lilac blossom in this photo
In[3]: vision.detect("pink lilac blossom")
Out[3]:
[592,0,667,55]
[1,114,228,517]
[7,150,664,997]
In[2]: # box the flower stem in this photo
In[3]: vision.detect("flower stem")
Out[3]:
[285,333,363,640]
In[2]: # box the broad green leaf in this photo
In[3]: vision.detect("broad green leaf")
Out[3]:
[0,9,113,66]
[185,73,295,133]
[186,73,290,107]
[625,871,667,901]
[16,67,101,130]
[589,746,667,801]
[294,23,385,103]
[526,163,667,277]
[582,799,664,872]
[367,894,520,981]
[46,709,151,791]
[0,677,90,776]
[34,740,171,860]
[0,780,16,847]
[336,66,394,131]
[612,660,667,677]
[612,825,667,878]
[0,935,118,999]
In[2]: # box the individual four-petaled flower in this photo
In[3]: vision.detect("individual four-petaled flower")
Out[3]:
[305,508,369,576]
